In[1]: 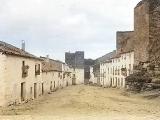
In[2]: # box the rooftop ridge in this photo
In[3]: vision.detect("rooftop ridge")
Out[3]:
[0,41,41,60]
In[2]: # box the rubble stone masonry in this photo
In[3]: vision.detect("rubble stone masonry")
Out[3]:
[134,0,150,64]
[117,0,160,66]
[116,31,135,54]
[148,0,160,65]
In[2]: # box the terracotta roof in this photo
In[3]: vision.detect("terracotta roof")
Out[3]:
[0,41,41,60]
[102,59,112,64]
[111,50,134,59]
[41,57,63,72]
[96,50,116,63]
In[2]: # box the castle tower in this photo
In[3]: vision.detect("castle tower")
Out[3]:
[133,0,160,65]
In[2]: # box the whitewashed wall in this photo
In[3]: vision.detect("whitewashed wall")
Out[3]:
[62,64,72,87]
[100,51,134,88]
[3,55,42,106]
[42,71,62,94]
[0,53,7,106]
[75,68,84,84]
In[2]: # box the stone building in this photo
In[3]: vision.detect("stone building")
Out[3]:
[93,50,116,85]
[41,56,75,94]
[99,51,134,88]
[0,41,43,106]
[117,0,160,66]
[62,63,73,87]
[41,57,65,93]
[0,41,82,107]
[65,51,84,68]
[84,59,95,84]
[94,0,160,89]
[65,51,84,84]
[89,66,97,84]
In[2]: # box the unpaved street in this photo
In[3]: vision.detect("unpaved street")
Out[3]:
[0,85,160,120]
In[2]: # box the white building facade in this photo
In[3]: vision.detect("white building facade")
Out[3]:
[62,63,73,87]
[0,41,43,106]
[100,51,134,88]
[89,66,97,84]
[74,68,84,85]
[0,41,86,107]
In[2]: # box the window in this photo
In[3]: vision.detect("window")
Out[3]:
[111,68,112,74]
[113,67,114,75]
[50,81,53,91]
[30,87,33,97]
[118,69,120,75]
[73,74,76,78]
[22,61,29,78]
[121,78,123,86]
[35,64,40,75]
[67,73,70,77]
[128,64,131,75]
[118,78,120,86]
[129,64,131,69]
[63,73,65,79]
[22,61,25,66]
[129,53,131,59]
[58,73,61,77]
[115,68,117,75]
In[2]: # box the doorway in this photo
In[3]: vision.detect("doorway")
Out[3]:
[66,81,68,86]
[42,83,44,95]
[34,83,37,99]
[50,81,53,91]
[21,82,26,101]
[54,81,56,88]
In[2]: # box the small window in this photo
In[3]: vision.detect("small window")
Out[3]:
[22,61,25,66]
[30,87,33,96]
[58,73,61,78]
[73,74,76,78]
[35,64,40,75]
[22,61,29,78]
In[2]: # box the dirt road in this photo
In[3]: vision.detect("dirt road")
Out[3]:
[0,85,160,120]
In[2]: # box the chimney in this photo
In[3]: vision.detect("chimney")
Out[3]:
[22,40,25,51]
[46,55,49,62]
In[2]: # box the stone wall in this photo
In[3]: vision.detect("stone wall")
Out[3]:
[65,52,75,67]
[148,1,160,65]
[84,59,95,83]
[65,51,84,69]
[116,0,160,65]
[116,31,135,54]
[134,0,150,64]
[42,72,61,93]
[4,55,43,106]
[0,54,6,106]
[74,68,84,84]
[75,51,84,68]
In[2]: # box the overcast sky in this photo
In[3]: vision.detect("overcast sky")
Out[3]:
[0,0,140,61]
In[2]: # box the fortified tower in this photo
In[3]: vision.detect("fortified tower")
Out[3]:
[134,0,150,64]
[116,0,160,65]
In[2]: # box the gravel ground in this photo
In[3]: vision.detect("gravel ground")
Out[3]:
[0,85,160,120]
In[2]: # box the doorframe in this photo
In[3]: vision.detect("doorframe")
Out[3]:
[34,83,37,99]
[21,82,26,102]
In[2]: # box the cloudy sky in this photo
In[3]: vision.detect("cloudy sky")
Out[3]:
[0,0,140,61]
